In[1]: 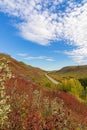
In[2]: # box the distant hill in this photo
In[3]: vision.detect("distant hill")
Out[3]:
[49,65,87,80]
[58,65,87,74]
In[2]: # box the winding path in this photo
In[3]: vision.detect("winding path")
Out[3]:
[45,73,59,85]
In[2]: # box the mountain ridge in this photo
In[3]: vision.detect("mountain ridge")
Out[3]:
[50,65,87,80]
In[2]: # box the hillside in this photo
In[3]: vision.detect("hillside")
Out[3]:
[0,53,87,129]
[49,65,87,101]
[49,65,87,81]
[0,53,55,88]
[58,65,87,77]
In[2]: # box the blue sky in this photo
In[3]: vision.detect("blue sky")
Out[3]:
[0,0,87,70]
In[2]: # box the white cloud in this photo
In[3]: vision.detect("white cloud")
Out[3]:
[24,55,54,61]
[54,50,64,53]
[63,3,87,47]
[0,0,64,45]
[0,0,87,63]
[17,53,55,62]
[65,47,87,64]
[46,58,55,61]
[17,53,28,57]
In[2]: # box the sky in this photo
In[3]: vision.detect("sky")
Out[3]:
[0,0,87,70]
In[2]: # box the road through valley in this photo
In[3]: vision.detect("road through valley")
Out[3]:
[45,74,59,85]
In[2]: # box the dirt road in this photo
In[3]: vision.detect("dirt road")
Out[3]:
[45,73,59,85]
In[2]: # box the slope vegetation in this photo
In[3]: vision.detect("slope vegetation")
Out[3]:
[0,53,55,89]
[0,53,87,129]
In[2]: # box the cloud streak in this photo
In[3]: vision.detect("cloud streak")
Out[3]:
[24,55,55,62]
[17,53,55,61]
[65,47,87,64]
[0,0,87,63]
[17,53,28,57]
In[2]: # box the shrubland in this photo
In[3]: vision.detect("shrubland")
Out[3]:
[0,56,87,129]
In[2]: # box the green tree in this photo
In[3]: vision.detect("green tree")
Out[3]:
[79,78,87,98]
[45,82,51,88]
[71,79,83,98]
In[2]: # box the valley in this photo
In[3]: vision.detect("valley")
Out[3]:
[0,53,87,130]
[45,73,59,85]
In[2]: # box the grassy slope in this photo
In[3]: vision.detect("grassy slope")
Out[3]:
[0,53,56,89]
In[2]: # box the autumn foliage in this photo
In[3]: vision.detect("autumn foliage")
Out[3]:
[0,57,87,130]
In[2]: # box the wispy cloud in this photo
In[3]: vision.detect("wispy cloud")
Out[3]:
[17,53,55,61]
[46,58,55,61]
[24,55,55,62]
[54,50,64,53]
[17,53,28,57]
[65,48,87,64]
[0,0,87,63]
